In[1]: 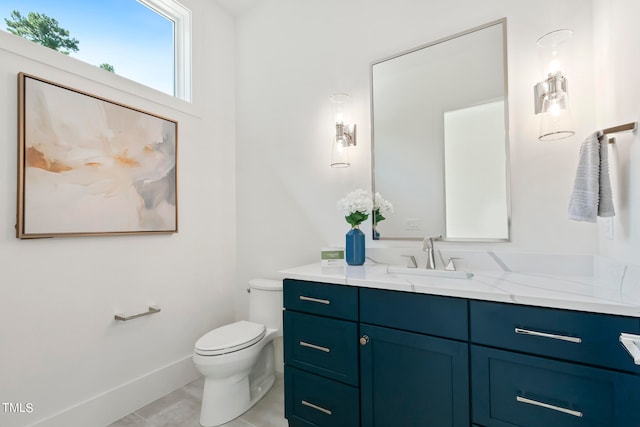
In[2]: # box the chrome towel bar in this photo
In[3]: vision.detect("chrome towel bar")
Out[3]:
[602,121,637,135]
[603,121,637,144]
[115,306,161,321]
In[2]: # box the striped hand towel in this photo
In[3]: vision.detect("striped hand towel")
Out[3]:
[568,132,615,222]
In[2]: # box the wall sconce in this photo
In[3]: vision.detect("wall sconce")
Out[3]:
[533,29,575,141]
[330,93,357,167]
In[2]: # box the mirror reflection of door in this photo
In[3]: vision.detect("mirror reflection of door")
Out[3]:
[371,19,510,241]
[443,100,508,240]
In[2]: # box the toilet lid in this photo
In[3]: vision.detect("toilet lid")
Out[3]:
[249,278,282,291]
[195,320,266,356]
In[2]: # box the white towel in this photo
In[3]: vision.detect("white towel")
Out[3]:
[568,132,615,222]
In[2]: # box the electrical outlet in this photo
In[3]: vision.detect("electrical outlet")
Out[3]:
[604,217,614,240]
[405,218,421,231]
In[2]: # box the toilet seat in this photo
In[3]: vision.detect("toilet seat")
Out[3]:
[195,320,266,356]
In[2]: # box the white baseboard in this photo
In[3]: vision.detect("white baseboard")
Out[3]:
[29,355,200,427]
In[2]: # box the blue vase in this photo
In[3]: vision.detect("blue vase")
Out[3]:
[345,227,365,265]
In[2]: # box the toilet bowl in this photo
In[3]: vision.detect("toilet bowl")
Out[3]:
[193,279,282,427]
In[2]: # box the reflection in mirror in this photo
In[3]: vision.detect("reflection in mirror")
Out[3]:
[371,19,510,241]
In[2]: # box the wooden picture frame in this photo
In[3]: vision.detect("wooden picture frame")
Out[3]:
[17,73,178,238]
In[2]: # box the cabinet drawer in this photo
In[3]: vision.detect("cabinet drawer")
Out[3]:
[472,345,640,426]
[360,288,468,340]
[470,300,640,373]
[284,279,358,321]
[284,311,358,385]
[285,366,359,427]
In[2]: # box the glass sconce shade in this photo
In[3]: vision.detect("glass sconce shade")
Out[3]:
[534,29,574,141]
[536,29,573,77]
[330,93,351,124]
[539,91,574,141]
[330,93,356,167]
[331,137,351,167]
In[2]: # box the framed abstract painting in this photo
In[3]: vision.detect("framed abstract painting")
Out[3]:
[16,72,178,238]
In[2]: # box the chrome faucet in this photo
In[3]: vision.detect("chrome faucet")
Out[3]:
[422,236,442,270]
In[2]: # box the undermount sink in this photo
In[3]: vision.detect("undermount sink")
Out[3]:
[388,266,474,279]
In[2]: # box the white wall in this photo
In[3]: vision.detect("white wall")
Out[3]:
[0,1,237,426]
[593,0,640,265]
[235,0,599,316]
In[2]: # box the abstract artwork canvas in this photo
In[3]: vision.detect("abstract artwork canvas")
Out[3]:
[17,73,178,238]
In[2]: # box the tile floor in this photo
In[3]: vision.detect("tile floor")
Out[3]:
[107,374,288,427]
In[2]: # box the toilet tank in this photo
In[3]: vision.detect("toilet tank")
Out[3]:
[248,279,283,333]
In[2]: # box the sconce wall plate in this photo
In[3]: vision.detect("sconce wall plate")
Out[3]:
[534,73,568,114]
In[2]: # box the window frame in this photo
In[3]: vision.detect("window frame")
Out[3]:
[138,0,192,102]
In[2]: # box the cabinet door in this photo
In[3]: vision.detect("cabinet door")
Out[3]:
[360,323,469,427]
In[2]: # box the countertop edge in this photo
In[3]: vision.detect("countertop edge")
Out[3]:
[280,263,640,318]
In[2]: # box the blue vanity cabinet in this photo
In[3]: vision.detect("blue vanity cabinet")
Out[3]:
[283,279,360,427]
[283,277,640,427]
[359,288,470,427]
[470,300,640,426]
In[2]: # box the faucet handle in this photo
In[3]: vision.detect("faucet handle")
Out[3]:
[445,257,460,271]
[400,255,418,268]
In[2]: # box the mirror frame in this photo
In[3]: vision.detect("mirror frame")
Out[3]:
[370,18,511,242]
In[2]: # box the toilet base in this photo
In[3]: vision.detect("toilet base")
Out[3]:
[197,338,277,427]
[199,372,275,427]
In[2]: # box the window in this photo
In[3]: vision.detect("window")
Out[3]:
[1,0,191,101]
[139,0,192,101]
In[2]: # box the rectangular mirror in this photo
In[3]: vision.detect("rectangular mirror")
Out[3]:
[371,19,510,241]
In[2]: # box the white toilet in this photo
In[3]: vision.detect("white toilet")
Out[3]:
[193,279,283,427]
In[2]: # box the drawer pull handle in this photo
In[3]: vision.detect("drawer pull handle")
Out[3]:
[301,400,332,415]
[299,295,331,305]
[514,328,582,344]
[516,396,583,418]
[299,341,330,353]
[619,333,640,365]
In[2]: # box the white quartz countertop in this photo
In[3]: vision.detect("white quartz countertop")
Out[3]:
[280,261,640,317]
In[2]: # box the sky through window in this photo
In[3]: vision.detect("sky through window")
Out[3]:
[1,0,174,95]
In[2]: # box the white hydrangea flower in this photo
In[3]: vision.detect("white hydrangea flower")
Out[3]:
[337,189,374,228]
[337,189,373,215]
